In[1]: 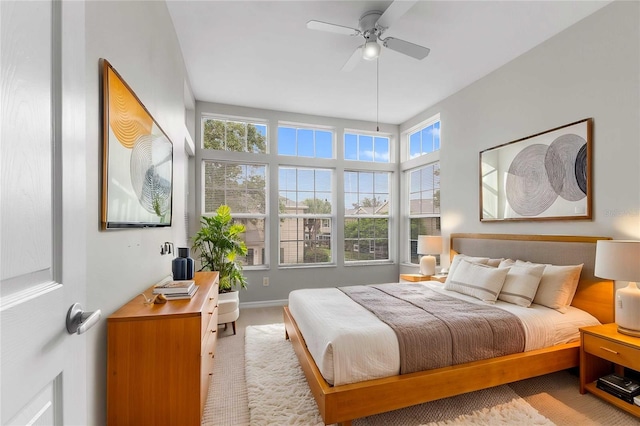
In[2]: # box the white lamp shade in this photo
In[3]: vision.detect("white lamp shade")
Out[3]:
[594,240,640,282]
[417,235,442,255]
[594,240,640,336]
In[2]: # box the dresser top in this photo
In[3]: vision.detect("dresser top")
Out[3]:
[108,271,219,321]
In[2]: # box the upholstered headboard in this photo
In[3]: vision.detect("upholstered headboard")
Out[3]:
[449,233,614,324]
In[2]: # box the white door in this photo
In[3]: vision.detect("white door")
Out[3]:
[1,1,88,425]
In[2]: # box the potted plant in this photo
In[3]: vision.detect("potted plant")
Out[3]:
[192,205,248,293]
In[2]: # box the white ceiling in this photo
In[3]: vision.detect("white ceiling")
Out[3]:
[167,0,611,125]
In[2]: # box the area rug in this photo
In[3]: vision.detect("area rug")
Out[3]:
[244,323,555,426]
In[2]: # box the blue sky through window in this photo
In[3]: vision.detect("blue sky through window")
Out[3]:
[344,133,389,162]
[409,121,440,159]
[278,126,333,158]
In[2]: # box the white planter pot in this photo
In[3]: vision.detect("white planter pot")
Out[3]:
[218,290,240,334]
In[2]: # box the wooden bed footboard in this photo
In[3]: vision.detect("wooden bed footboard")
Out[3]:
[284,306,579,426]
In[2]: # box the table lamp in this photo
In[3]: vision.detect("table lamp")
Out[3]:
[417,235,442,276]
[594,240,640,337]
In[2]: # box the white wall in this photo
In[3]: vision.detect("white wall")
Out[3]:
[84,1,191,424]
[400,0,639,272]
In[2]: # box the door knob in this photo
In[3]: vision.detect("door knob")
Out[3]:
[66,303,101,335]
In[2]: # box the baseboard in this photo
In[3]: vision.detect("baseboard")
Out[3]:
[240,299,288,309]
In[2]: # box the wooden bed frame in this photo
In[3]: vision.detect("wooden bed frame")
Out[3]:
[283,233,614,426]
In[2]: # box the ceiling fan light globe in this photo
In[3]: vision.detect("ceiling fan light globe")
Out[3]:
[362,41,380,60]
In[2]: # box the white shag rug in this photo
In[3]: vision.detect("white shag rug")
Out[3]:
[245,323,555,426]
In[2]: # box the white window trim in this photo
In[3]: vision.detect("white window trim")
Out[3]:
[201,114,270,153]
[400,114,441,266]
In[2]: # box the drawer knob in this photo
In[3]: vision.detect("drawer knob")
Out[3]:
[599,346,619,355]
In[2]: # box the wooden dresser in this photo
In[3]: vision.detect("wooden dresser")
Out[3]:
[107,272,219,425]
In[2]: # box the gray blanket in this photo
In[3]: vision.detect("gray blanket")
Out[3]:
[339,283,525,374]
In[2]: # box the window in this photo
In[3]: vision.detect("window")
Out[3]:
[278,167,333,265]
[409,120,440,159]
[344,171,390,262]
[278,125,333,158]
[202,117,267,153]
[203,161,267,266]
[344,132,390,162]
[408,163,441,264]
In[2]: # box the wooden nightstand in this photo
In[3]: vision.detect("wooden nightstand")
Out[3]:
[579,323,640,417]
[399,274,447,283]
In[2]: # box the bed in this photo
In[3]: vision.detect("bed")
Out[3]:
[283,233,614,426]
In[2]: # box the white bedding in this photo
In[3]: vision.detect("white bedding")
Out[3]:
[288,281,600,386]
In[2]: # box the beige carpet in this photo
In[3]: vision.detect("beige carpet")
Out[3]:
[202,308,639,426]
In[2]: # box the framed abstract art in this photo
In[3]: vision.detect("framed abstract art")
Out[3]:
[480,118,592,222]
[101,59,173,229]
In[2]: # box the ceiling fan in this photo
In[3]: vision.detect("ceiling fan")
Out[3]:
[306,0,430,71]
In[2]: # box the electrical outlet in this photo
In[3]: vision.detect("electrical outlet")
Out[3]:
[263,277,269,286]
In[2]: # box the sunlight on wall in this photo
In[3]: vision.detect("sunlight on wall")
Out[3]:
[610,209,640,239]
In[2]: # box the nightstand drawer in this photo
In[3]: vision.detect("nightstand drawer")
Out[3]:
[583,334,640,370]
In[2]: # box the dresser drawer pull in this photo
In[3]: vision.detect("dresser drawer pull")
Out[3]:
[599,346,619,355]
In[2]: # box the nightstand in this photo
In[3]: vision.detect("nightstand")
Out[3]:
[399,274,447,283]
[579,323,640,417]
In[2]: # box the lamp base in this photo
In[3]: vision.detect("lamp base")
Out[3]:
[420,255,436,276]
[615,281,640,337]
[617,325,640,337]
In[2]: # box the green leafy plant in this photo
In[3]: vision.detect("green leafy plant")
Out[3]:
[192,205,248,293]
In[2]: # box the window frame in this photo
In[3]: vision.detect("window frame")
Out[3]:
[200,160,268,269]
[278,165,335,267]
[343,129,392,163]
[343,169,392,264]
[401,114,441,266]
[277,122,335,159]
[201,114,269,153]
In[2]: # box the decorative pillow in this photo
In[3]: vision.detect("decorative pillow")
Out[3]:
[497,263,545,307]
[516,260,583,312]
[498,258,516,268]
[444,259,509,303]
[444,255,490,286]
[486,258,503,267]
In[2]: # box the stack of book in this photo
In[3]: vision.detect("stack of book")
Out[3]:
[153,280,198,300]
[596,373,640,404]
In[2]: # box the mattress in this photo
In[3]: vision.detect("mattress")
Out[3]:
[288,281,600,386]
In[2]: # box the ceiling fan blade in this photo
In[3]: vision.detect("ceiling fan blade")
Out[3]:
[376,0,418,29]
[307,20,360,36]
[341,46,363,72]
[383,37,430,60]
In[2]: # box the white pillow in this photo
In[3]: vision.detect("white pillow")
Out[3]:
[444,259,509,303]
[497,263,545,307]
[516,260,583,312]
[444,254,490,286]
[486,258,503,267]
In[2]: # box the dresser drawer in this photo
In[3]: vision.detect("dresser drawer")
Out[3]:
[583,333,640,370]
[201,287,218,339]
